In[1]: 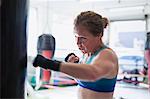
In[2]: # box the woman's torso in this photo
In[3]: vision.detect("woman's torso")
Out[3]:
[78,87,114,99]
[78,46,118,99]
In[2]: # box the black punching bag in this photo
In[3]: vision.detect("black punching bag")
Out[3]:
[1,0,27,98]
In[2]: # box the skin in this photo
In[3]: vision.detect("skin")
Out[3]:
[59,25,119,99]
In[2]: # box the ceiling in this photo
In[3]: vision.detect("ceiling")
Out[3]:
[29,0,150,21]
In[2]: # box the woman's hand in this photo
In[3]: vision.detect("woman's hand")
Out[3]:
[65,53,79,63]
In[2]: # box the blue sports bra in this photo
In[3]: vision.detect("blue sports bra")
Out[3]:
[77,45,117,92]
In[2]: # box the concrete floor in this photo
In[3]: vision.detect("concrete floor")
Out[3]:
[27,82,150,99]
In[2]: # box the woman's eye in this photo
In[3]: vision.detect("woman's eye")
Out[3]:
[75,36,87,43]
[80,38,87,42]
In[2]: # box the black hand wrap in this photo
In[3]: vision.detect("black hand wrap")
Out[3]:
[65,53,79,63]
[33,55,61,71]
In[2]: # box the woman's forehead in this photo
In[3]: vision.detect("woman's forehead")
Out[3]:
[74,27,91,36]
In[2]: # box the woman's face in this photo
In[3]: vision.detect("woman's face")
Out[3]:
[74,25,100,54]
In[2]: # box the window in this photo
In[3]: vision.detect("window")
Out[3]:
[109,20,146,57]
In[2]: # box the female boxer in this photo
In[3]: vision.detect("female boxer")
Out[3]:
[33,11,119,99]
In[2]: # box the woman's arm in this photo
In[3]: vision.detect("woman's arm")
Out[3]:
[60,49,118,81]
[33,49,118,81]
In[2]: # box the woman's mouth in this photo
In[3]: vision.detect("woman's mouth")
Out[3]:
[79,48,86,53]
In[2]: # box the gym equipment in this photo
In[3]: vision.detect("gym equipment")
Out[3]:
[1,0,27,98]
[37,34,55,57]
[33,55,61,71]
[33,35,78,89]
[117,73,148,86]
[144,32,150,86]
[65,53,79,63]
[39,77,78,90]
[145,32,150,50]
[37,34,56,84]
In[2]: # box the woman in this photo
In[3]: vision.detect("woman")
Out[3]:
[33,11,119,99]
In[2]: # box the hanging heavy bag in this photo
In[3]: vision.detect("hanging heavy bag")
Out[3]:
[37,34,56,83]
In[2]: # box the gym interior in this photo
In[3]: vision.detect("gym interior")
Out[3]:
[1,0,150,99]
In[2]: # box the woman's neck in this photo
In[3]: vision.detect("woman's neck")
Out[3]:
[91,43,104,55]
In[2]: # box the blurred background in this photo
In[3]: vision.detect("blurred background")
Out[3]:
[26,0,150,99]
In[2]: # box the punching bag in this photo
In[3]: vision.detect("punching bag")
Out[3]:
[145,32,150,86]
[1,0,27,98]
[37,34,55,84]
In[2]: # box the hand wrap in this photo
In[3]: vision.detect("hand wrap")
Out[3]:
[65,53,79,63]
[33,55,61,71]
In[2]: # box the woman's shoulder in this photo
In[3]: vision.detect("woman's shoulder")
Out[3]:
[101,47,117,55]
[97,47,118,61]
